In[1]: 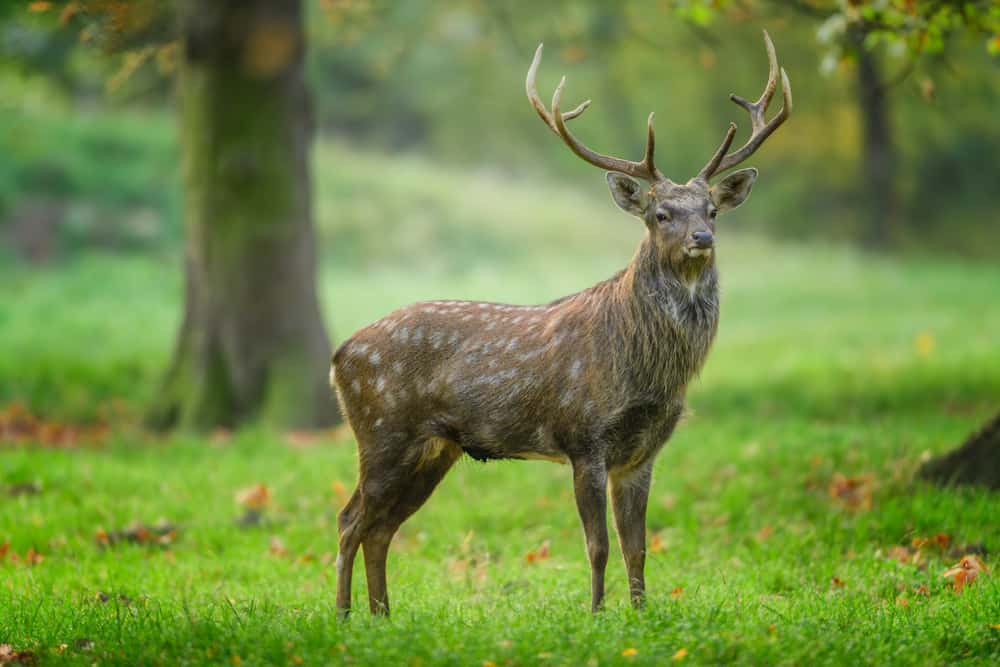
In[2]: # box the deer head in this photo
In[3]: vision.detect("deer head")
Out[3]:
[526,31,792,279]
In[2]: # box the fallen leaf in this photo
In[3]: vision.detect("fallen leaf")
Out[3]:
[831,576,845,588]
[235,483,271,510]
[95,521,177,548]
[0,643,36,664]
[990,623,1000,630]
[649,534,665,553]
[672,647,688,661]
[942,555,989,592]
[483,661,498,667]
[621,647,638,657]
[670,587,684,599]
[829,472,873,511]
[269,536,288,557]
[0,403,108,448]
[755,525,773,542]
[331,480,349,506]
[524,540,550,564]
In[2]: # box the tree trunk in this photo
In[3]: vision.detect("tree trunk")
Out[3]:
[146,0,337,431]
[919,412,1000,490]
[855,45,900,247]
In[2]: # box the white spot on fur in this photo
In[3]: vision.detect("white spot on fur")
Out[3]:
[373,418,383,429]
[506,338,519,352]
[448,331,460,345]
[370,350,381,366]
[351,379,361,394]
[392,361,403,374]
[570,358,582,379]
[430,331,444,349]
[376,376,386,392]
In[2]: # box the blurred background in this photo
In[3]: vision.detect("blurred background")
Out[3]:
[0,0,997,437]
[2,7,999,662]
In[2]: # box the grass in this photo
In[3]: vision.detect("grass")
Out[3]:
[2,140,1000,665]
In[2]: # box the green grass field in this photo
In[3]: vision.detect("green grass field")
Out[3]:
[2,140,999,665]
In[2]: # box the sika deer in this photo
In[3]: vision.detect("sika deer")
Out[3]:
[332,31,792,615]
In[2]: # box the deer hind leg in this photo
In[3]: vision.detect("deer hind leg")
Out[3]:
[336,487,365,616]
[361,440,461,615]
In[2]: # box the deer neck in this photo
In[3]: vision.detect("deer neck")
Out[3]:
[600,237,720,397]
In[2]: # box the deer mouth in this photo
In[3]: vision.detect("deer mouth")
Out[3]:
[684,246,713,259]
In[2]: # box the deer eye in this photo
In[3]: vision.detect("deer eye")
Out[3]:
[655,210,669,222]
[708,208,718,220]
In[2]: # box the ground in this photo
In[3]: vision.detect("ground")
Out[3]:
[1,142,999,665]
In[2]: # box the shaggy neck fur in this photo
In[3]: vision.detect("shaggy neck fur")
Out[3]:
[573,235,720,403]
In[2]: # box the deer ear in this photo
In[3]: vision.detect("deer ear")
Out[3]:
[606,172,648,218]
[710,168,757,213]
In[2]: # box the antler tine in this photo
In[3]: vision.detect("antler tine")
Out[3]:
[526,44,591,137]
[698,30,793,180]
[527,43,663,182]
[697,122,737,180]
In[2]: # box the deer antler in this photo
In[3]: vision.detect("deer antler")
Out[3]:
[527,44,664,183]
[698,30,793,181]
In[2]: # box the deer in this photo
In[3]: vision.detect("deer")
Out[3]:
[331,31,791,616]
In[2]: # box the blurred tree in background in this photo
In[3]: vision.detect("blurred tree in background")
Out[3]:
[1,0,997,440]
[5,0,336,430]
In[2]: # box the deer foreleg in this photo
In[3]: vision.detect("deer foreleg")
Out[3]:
[611,463,652,608]
[572,457,609,612]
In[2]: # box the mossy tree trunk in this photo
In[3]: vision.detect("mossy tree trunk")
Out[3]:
[147,0,337,431]
[854,39,900,248]
[920,412,1000,490]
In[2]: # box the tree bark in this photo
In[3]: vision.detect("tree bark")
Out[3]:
[919,412,1000,490]
[855,44,899,247]
[146,0,337,431]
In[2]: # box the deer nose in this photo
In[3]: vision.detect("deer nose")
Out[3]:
[691,231,714,248]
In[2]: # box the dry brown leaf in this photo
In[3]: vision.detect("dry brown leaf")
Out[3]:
[0,643,36,664]
[95,521,176,548]
[235,483,271,510]
[0,403,108,448]
[524,540,550,564]
[942,555,989,592]
[831,576,845,588]
[756,525,773,542]
[649,534,665,553]
[671,586,684,599]
[269,536,288,557]
[331,480,349,506]
[829,472,874,511]
[621,647,638,657]
[673,647,689,661]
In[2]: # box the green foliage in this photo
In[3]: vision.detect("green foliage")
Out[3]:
[0,107,179,253]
